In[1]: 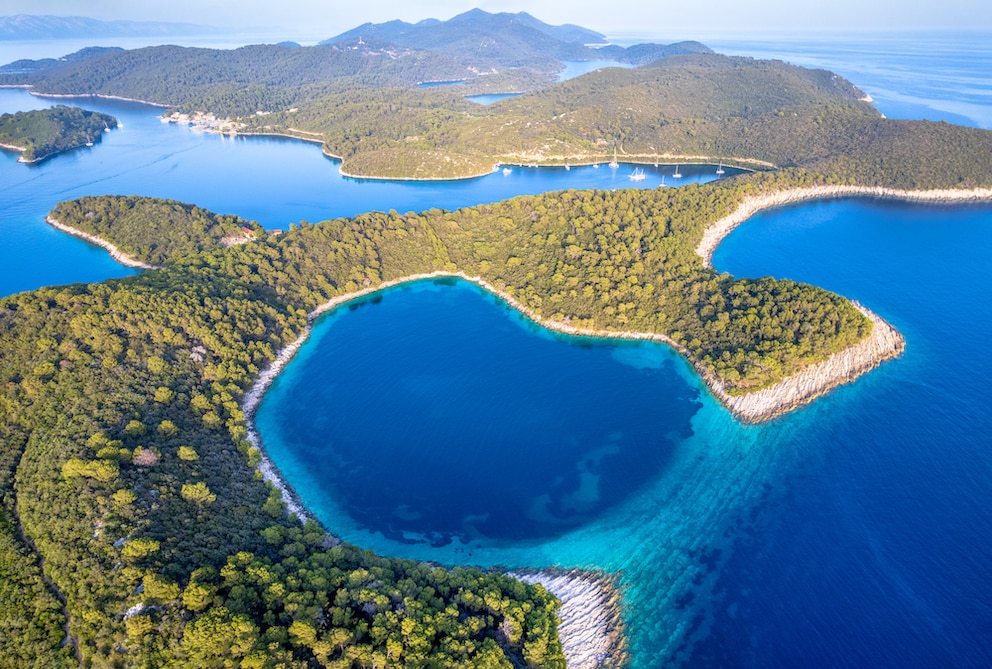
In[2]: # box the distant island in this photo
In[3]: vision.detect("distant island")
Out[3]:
[0,104,117,162]
[3,11,990,184]
[2,9,992,668]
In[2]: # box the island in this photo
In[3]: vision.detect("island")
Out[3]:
[5,13,991,184]
[0,169,924,665]
[2,9,992,668]
[0,105,117,163]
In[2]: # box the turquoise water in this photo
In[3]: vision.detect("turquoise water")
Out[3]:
[257,198,992,667]
[3,33,992,668]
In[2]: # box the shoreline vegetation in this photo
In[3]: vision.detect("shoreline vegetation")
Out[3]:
[161,112,767,180]
[239,280,629,668]
[42,182,987,666]
[45,216,160,269]
[6,31,992,665]
[0,105,118,163]
[512,570,627,669]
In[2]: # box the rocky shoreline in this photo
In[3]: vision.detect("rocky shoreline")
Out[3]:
[696,184,992,267]
[45,216,160,269]
[29,91,171,108]
[233,260,905,665]
[238,280,630,667]
[688,184,992,419]
[512,569,627,669]
[718,303,905,422]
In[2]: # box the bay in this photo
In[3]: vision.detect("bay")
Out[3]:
[0,87,732,298]
[1,32,991,669]
[257,197,992,669]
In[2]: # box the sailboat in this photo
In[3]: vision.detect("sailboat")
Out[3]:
[658,175,667,188]
[609,147,619,169]
[716,163,725,175]
[628,168,646,181]
[672,164,683,178]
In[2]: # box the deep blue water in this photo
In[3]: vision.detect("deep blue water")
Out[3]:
[699,199,992,667]
[2,32,992,669]
[257,278,699,545]
[258,197,992,668]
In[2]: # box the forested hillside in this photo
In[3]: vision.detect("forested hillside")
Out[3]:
[1,198,572,666]
[0,168,874,665]
[12,45,987,183]
[2,13,992,664]
[0,105,117,162]
[51,196,264,265]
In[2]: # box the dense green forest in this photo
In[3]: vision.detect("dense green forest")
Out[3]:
[0,168,870,667]
[0,199,572,666]
[4,123,990,667]
[0,105,117,162]
[0,170,871,666]
[51,196,265,266]
[2,14,992,665]
[8,44,991,183]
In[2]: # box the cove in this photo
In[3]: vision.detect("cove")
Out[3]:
[253,198,992,668]
[255,277,702,546]
[0,87,738,298]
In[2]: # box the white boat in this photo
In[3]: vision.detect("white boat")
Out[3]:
[565,164,570,171]
[672,164,683,178]
[502,167,512,175]
[658,176,667,188]
[628,168,646,181]
[716,164,725,175]
[609,147,619,169]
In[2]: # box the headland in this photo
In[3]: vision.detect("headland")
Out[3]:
[45,215,160,269]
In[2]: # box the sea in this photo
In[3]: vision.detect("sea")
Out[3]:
[2,31,991,668]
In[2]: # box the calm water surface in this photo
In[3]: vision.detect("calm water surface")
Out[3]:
[2,34,992,668]
[257,278,700,545]
[259,197,992,667]
[709,32,992,128]
[0,87,732,297]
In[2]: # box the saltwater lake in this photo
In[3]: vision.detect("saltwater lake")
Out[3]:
[3,32,992,668]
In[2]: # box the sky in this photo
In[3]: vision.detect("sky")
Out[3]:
[2,0,991,40]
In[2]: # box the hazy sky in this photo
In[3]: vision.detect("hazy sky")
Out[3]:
[4,0,991,39]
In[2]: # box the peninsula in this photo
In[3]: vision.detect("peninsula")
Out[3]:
[2,9,992,668]
[0,105,117,163]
